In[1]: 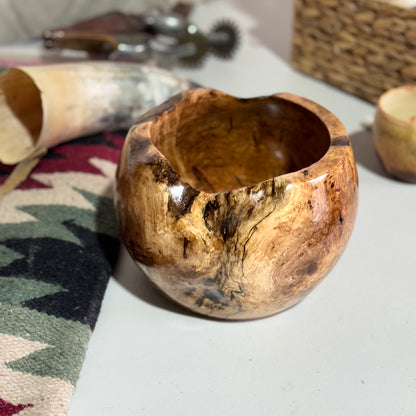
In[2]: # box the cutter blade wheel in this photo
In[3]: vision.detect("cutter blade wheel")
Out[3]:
[208,20,240,59]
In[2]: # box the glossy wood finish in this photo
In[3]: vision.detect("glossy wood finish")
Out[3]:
[116,88,358,320]
[373,85,416,183]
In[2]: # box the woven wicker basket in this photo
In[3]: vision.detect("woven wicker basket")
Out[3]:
[291,0,416,103]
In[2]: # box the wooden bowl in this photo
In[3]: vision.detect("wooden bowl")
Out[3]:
[115,88,358,320]
[373,85,416,183]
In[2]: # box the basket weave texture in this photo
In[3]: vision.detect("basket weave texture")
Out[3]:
[291,0,416,103]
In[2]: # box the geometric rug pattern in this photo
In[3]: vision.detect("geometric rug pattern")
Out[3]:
[0,131,124,415]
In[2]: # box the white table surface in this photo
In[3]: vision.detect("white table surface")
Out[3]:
[68,1,416,415]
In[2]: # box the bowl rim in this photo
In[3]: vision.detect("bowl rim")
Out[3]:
[376,84,416,129]
[125,87,354,195]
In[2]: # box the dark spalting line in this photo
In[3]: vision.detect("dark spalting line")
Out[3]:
[245,186,253,196]
[220,214,240,242]
[224,191,232,205]
[246,204,255,218]
[230,283,244,300]
[149,159,180,186]
[184,286,196,296]
[195,288,229,308]
[168,185,200,220]
[240,180,286,277]
[204,288,228,306]
[203,199,220,231]
[272,178,287,199]
[202,271,222,288]
[204,179,286,240]
[214,270,225,286]
[229,117,233,132]
[241,200,278,265]
[331,136,349,147]
[204,192,243,242]
[183,237,189,258]
[201,180,289,305]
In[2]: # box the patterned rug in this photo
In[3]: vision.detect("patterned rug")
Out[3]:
[0,131,125,415]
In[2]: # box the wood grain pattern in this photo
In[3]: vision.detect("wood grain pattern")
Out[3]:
[116,88,358,319]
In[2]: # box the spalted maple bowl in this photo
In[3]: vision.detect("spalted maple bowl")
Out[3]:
[115,88,358,320]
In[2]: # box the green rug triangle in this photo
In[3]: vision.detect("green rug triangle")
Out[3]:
[0,276,65,306]
[0,244,24,267]
[0,206,83,245]
[0,304,90,384]
[74,189,119,238]
[0,190,118,246]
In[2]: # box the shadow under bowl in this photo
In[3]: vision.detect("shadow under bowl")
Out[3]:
[115,88,358,320]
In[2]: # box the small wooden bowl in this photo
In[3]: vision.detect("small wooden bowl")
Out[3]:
[116,88,358,320]
[373,85,416,183]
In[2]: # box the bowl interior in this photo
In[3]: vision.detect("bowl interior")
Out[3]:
[149,93,330,193]
[380,86,416,125]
